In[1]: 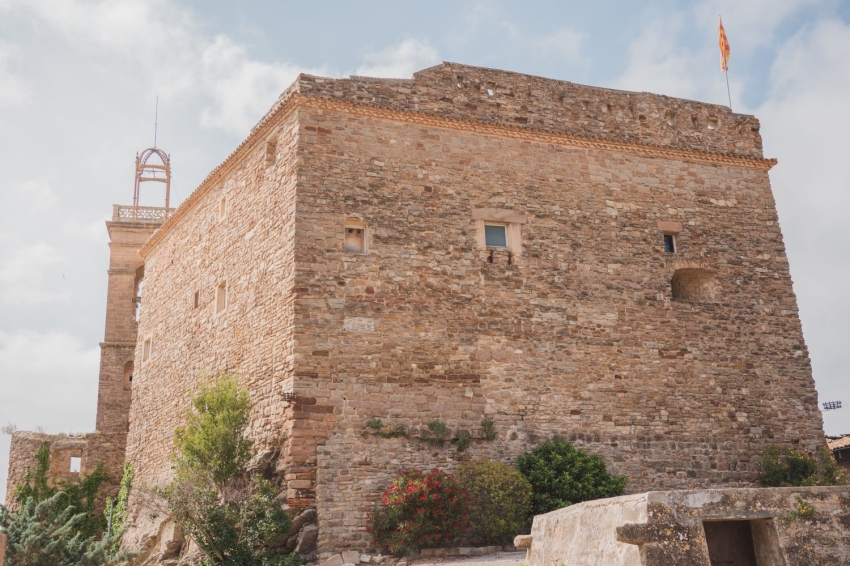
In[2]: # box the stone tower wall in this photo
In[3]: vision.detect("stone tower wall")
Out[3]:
[127,64,824,556]
[122,113,300,550]
[288,103,823,553]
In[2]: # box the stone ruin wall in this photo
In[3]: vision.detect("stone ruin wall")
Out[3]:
[126,63,824,556]
[122,112,301,552]
[4,431,125,511]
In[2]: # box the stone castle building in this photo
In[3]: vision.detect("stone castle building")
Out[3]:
[5,62,826,562]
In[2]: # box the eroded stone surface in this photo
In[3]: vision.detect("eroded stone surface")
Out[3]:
[119,62,824,558]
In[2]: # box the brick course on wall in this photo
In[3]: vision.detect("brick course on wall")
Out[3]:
[126,63,824,556]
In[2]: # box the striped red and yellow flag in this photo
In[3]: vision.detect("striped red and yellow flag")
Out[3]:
[718,16,731,71]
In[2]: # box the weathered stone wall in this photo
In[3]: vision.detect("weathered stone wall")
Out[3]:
[123,112,301,550]
[128,63,824,557]
[4,431,125,510]
[528,486,850,566]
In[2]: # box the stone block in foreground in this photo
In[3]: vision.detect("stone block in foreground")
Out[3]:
[526,486,850,566]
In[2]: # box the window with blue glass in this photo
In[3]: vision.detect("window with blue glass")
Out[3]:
[484,224,508,248]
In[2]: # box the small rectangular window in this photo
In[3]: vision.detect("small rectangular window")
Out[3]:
[485,224,508,248]
[219,196,227,220]
[664,234,676,253]
[194,291,200,309]
[345,226,365,254]
[69,457,81,473]
[216,282,227,313]
[143,338,152,361]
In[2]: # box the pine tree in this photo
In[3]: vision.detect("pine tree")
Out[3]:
[0,492,132,566]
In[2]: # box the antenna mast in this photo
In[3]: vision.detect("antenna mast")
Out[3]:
[154,95,158,148]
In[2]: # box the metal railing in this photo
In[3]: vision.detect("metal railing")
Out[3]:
[112,205,175,224]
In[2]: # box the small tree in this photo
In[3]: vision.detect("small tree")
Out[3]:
[160,375,297,566]
[367,468,470,556]
[516,437,627,515]
[757,445,848,487]
[457,460,532,545]
[0,492,131,566]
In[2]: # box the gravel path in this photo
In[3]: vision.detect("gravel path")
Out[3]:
[410,551,527,566]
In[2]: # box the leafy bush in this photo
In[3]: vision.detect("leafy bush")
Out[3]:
[516,437,627,515]
[457,460,532,544]
[0,492,132,565]
[367,469,470,555]
[481,419,496,441]
[14,441,108,539]
[173,376,254,491]
[104,462,133,555]
[427,421,449,446]
[757,445,848,487]
[161,375,299,566]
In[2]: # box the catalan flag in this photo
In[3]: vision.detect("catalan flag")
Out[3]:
[718,16,731,72]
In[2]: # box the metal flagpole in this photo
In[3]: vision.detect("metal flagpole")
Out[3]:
[724,70,732,111]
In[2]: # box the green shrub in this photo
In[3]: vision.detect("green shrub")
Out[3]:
[427,421,449,446]
[0,492,132,565]
[366,418,383,430]
[757,445,848,487]
[457,460,532,544]
[162,375,299,566]
[516,437,627,515]
[481,419,496,441]
[367,468,470,555]
[452,432,471,452]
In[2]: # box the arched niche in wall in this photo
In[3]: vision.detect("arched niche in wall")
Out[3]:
[671,268,719,301]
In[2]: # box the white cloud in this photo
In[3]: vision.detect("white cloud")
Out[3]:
[534,28,587,67]
[0,329,100,502]
[15,178,57,210]
[695,0,821,50]
[0,43,29,105]
[614,17,709,101]
[199,35,328,135]
[355,38,441,79]
[5,0,322,134]
[755,19,850,434]
[0,236,69,306]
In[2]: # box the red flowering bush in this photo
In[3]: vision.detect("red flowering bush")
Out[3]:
[367,468,470,555]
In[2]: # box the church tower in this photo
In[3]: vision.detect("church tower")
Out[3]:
[96,148,174,433]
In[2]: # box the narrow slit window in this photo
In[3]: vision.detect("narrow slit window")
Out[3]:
[219,196,227,220]
[194,291,200,309]
[664,234,676,253]
[484,224,508,248]
[265,137,278,167]
[345,227,365,254]
[216,282,227,313]
[70,457,81,473]
[143,338,152,361]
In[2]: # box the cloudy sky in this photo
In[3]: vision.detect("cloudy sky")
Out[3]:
[1,0,849,501]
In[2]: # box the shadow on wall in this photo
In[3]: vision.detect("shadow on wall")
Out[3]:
[671,268,718,301]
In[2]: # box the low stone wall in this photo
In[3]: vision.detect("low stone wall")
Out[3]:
[526,486,850,566]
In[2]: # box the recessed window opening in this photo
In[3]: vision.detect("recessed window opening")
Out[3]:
[484,224,508,248]
[345,226,365,254]
[216,282,227,313]
[487,88,494,96]
[691,115,699,129]
[664,234,676,253]
[69,457,81,474]
[194,291,200,309]
[707,116,719,130]
[124,361,134,384]
[672,268,718,301]
[456,75,464,88]
[265,136,278,167]
[665,111,676,127]
[143,337,152,361]
[219,196,227,220]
